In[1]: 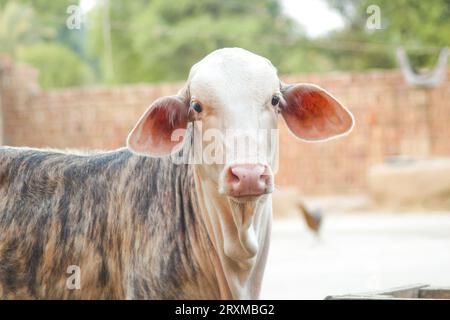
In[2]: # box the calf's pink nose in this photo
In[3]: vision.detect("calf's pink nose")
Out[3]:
[226,164,270,197]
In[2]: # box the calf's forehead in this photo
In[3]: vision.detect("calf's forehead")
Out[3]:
[188,49,280,105]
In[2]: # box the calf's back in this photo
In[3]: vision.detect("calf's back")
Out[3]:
[0,147,202,299]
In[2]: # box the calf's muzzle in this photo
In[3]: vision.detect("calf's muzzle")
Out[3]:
[224,164,271,197]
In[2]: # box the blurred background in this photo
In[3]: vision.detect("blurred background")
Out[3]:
[0,0,449,299]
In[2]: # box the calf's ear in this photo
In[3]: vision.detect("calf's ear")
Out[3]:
[280,83,354,141]
[127,95,189,157]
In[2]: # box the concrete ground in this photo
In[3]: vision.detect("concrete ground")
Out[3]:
[261,211,450,299]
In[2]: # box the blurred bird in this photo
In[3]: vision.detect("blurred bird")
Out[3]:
[298,202,323,236]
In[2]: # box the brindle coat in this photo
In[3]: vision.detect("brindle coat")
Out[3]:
[0,144,220,299]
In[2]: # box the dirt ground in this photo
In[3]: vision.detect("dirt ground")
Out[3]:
[261,210,450,299]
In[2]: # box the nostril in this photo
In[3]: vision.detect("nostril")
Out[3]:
[229,167,240,184]
[260,173,270,182]
[230,166,246,181]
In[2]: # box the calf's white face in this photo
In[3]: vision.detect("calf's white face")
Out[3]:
[127,48,354,201]
[187,49,280,199]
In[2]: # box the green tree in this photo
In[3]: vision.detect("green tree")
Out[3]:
[324,0,450,70]
[0,1,52,57]
[87,0,316,84]
[18,43,93,88]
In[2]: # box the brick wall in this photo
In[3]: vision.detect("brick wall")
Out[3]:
[1,56,449,194]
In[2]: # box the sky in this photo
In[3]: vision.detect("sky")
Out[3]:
[281,0,345,37]
[79,0,96,12]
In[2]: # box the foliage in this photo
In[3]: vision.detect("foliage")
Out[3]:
[2,0,450,87]
[17,43,93,88]
[87,0,306,83]
[324,0,450,70]
[0,1,52,57]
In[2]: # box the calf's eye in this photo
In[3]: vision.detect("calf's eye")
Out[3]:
[191,102,203,113]
[271,95,280,106]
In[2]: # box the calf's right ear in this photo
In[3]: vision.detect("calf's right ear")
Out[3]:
[127,95,189,157]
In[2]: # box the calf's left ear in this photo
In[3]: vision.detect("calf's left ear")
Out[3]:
[280,83,354,141]
[127,95,189,157]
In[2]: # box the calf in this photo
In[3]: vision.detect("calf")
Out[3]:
[0,48,354,299]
